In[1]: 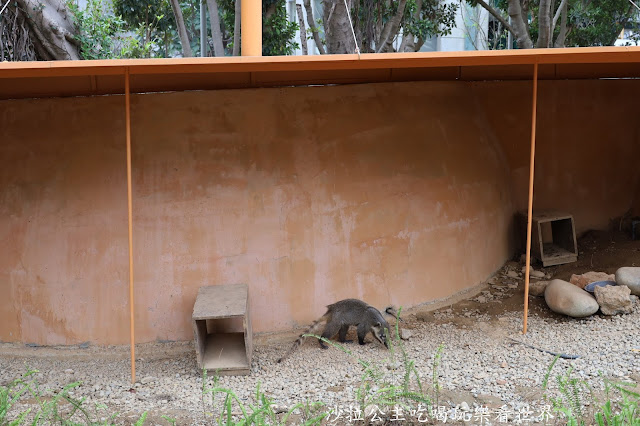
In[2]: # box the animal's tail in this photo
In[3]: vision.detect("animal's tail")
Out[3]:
[276,315,327,363]
[384,305,403,322]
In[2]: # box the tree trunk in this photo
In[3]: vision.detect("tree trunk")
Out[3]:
[296,4,308,54]
[507,0,533,49]
[376,0,406,53]
[398,0,421,52]
[16,0,80,60]
[553,0,569,47]
[323,0,356,54]
[206,0,225,56]
[233,0,241,55]
[169,0,193,57]
[399,33,414,52]
[536,0,551,48]
[303,0,325,54]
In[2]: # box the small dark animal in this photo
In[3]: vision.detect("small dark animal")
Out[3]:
[277,298,395,363]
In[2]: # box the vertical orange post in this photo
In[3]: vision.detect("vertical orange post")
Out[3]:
[125,68,136,383]
[523,63,539,335]
[241,0,261,56]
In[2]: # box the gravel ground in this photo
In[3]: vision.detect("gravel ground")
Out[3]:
[2,264,640,425]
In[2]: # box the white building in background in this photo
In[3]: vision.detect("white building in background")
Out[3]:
[286,0,489,55]
[434,1,489,51]
[287,0,324,55]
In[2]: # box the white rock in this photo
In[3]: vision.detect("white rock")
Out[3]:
[530,270,546,278]
[400,329,413,340]
[545,279,600,318]
[616,267,640,296]
[140,376,156,384]
[528,280,550,297]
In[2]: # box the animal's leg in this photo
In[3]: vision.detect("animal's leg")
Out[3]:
[357,323,368,345]
[319,321,341,349]
[338,325,353,343]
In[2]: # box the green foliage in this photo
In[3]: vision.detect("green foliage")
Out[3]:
[431,343,444,408]
[524,0,636,47]
[217,0,300,56]
[201,369,327,425]
[0,367,146,425]
[5,334,640,426]
[263,0,300,56]
[595,380,640,425]
[67,0,152,59]
[543,355,640,425]
[133,411,148,426]
[69,0,298,58]
[114,0,173,34]
[565,0,637,46]
[161,414,177,425]
[112,0,174,57]
[402,0,458,41]
[353,0,458,52]
[542,356,593,425]
[468,0,639,49]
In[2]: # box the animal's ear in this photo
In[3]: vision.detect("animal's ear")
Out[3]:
[374,322,381,327]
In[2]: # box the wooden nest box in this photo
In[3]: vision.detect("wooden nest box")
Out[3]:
[192,284,253,375]
[519,211,578,267]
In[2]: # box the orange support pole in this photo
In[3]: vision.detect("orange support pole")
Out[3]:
[523,63,539,335]
[241,0,261,56]
[125,68,136,383]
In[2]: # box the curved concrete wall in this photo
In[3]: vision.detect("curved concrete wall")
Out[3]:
[5,78,634,345]
[473,80,640,233]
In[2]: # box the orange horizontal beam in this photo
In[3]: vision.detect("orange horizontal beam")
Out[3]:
[1,47,640,101]
[2,47,640,79]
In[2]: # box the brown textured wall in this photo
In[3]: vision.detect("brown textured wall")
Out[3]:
[6,78,635,345]
[472,79,640,233]
[126,82,513,343]
[0,96,129,345]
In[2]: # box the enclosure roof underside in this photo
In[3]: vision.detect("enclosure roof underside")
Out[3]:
[1,46,640,100]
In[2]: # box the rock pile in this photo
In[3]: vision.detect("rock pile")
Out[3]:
[540,267,640,318]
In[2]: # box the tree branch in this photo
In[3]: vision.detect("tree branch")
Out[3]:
[474,0,516,35]
[399,0,421,52]
[376,0,407,53]
[303,0,325,54]
[551,0,568,34]
[296,3,308,54]
[232,0,240,55]
[169,0,193,57]
[553,0,568,47]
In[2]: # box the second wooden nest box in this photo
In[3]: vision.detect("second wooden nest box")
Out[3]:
[522,211,578,267]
